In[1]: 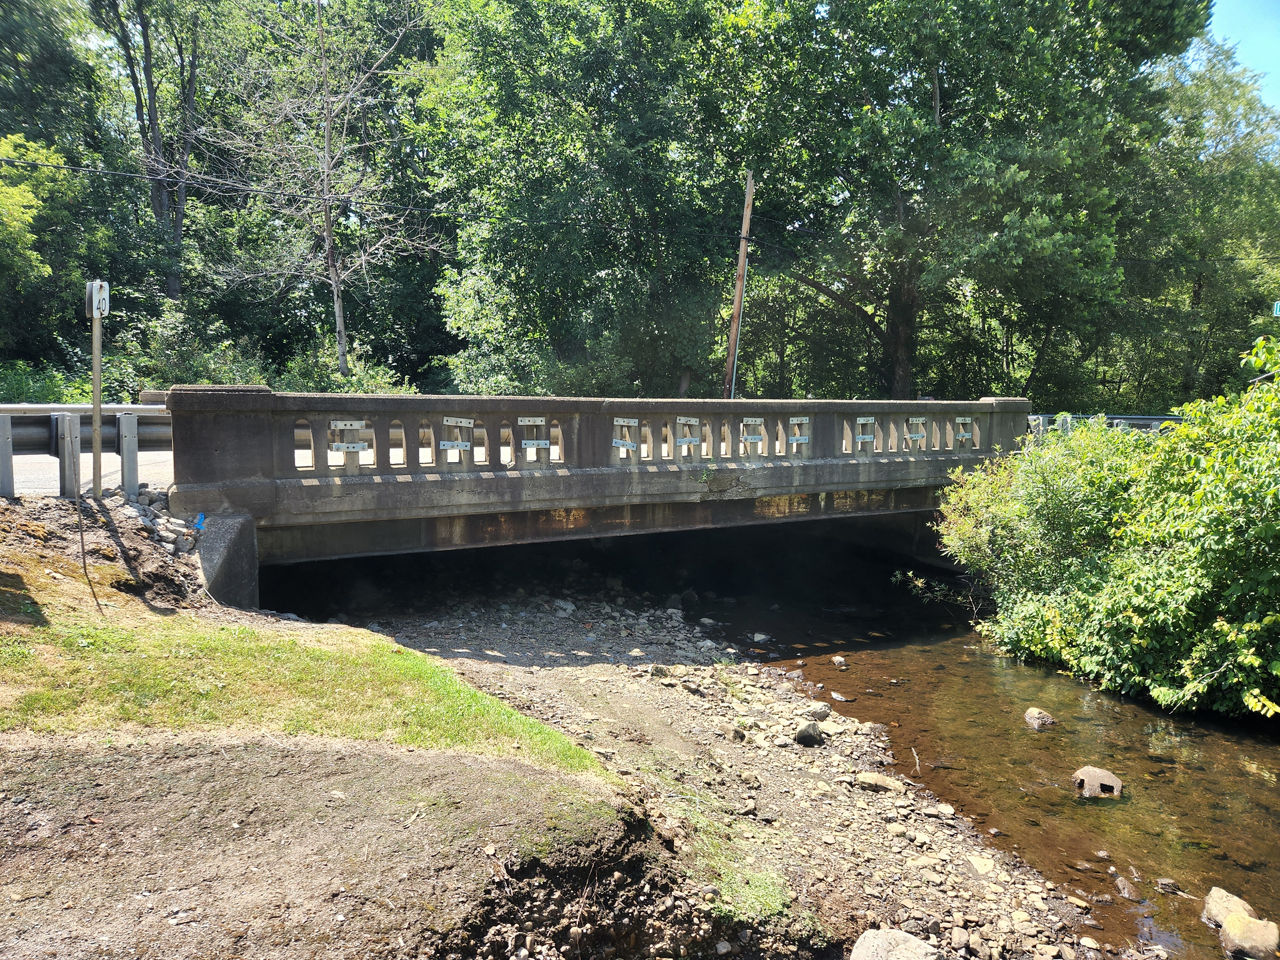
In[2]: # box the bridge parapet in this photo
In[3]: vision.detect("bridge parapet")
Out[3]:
[166,387,1029,604]
[169,386,1028,484]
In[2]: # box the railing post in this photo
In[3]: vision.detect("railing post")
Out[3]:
[982,398,1033,450]
[116,412,139,499]
[0,414,13,498]
[53,412,80,498]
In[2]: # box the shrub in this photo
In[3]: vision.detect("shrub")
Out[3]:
[0,360,70,403]
[273,332,416,395]
[938,338,1280,717]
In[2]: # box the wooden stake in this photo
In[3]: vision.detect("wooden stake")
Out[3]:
[723,170,755,399]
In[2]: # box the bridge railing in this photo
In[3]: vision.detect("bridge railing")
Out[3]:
[166,386,1030,487]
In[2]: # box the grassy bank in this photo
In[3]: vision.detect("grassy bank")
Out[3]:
[0,551,599,774]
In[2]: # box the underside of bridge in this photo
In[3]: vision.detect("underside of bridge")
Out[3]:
[254,484,939,568]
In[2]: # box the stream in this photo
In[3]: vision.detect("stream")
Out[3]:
[261,522,1280,956]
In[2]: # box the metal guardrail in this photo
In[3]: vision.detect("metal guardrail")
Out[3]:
[1028,413,1183,435]
[0,404,169,498]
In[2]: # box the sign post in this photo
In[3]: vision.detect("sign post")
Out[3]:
[84,280,109,497]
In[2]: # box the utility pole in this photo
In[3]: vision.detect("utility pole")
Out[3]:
[722,170,755,400]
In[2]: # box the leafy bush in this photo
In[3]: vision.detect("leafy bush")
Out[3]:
[273,332,416,395]
[938,338,1280,717]
[0,360,71,403]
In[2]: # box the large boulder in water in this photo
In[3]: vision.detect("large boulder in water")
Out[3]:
[1221,914,1279,959]
[1024,707,1056,730]
[1073,765,1123,798]
[1204,887,1258,926]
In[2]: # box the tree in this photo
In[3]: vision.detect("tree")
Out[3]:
[730,0,1210,399]
[411,0,742,396]
[198,0,438,377]
[1079,38,1280,413]
[0,0,97,150]
[90,0,203,300]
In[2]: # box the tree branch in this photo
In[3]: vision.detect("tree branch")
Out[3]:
[789,272,887,347]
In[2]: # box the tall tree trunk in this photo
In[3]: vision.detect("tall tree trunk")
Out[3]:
[316,0,349,378]
[885,275,920,399]
[103,0,191,299]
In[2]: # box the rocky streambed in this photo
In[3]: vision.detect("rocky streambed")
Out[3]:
[371,590,1141,960]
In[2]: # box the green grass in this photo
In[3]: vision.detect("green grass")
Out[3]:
[0,564,599,775]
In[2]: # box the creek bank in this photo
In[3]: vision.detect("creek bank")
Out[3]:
[381,590,1161,960]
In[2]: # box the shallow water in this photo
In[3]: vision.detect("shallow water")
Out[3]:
[262,523,1280,956]
[744,608,1280,956]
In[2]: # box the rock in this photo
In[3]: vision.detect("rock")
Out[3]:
[950,927,969,950]
[794,722,824,747]
[967,855,996,876]
[1220,913,1279,959]
[831,691,849,702]
[1114,876,1141,902]
[752,633,770,643]
[1204,887,1258,927]
[715,940,733,956]
[848,928,938,960]
[855,772,906,794]
[1154,877,1180,894]
[805,702,832,721]
[1024,707,1056,730]
[1073,765,1122,798]
[832,655,847,669]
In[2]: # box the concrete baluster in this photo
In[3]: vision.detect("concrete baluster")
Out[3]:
[372,418,391,472]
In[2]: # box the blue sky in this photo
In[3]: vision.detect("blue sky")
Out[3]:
[1210,0,1280,109]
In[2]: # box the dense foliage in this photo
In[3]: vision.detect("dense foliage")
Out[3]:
[0,0,1277,404]
[938,339,1280,717]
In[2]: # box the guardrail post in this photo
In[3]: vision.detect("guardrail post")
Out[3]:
[116,412,139,499]
[53,412,81,498]
[0,415,13,498]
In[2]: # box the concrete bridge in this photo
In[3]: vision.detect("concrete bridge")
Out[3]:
[166,386,1030,606]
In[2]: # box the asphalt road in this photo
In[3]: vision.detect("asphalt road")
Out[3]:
[9,451,174,498]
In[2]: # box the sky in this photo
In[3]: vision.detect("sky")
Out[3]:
[1209,0,1280,109]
